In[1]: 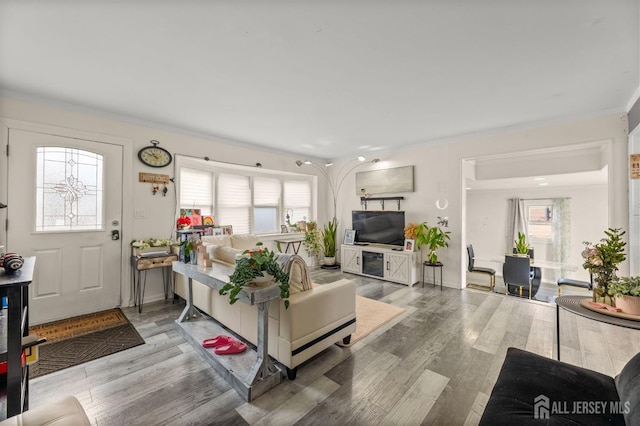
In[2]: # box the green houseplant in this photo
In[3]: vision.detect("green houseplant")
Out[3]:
[607,276,640,314]
[219,243,291,308]
[582,227,626,304]
[321,218,338,265]
[303,221,322,261]
[414,222,450,264]
[514,232,530,255]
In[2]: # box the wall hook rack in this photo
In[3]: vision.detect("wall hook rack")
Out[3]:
[359,196,404,210]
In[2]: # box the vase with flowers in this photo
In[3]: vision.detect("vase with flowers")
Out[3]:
[177,216,191,230]
[581,227,626,305]
[219,243,290,308]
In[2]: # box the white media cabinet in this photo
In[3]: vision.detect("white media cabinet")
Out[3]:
[340,244,421,286]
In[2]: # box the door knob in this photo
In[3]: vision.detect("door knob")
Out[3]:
[111,230,120,241]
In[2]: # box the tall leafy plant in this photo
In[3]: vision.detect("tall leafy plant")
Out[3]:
[321,218,338,258]
[415,222,450,264]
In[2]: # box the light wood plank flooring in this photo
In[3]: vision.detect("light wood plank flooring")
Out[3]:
[27,269,640,425]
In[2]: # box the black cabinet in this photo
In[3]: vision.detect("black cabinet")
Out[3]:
[0,257,35,418]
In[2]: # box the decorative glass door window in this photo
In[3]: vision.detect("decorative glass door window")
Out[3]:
[35,147,103,232]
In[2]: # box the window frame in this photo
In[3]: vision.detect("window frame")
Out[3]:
[176,156,315,235]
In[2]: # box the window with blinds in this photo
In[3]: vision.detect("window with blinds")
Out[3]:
[284,180,311,224]
[179,168,213,215]
[178,160,314,235]
[254,177,280,233]
[218,173,251,234]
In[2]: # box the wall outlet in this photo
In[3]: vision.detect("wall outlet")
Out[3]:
[134,210,145,219]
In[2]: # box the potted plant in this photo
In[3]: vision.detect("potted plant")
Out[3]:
[321,218,338,265]
[607,276,640,315]
[414,222,450,264]
[514,232,530,256]
[179,237,196,263]
[219,243,291,308]
[582,227,626,305]
[303,221,322,262]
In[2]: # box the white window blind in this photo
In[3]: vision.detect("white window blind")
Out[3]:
[254,177,281,205]
[284,180,311,223]
[218,173,251,234]
[253,177,280,233]
[180,168,213,214]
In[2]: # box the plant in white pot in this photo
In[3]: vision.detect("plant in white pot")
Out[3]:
[608,276,640,315]
[321,218,338,266]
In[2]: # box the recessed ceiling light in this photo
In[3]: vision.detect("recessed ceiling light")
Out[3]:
[533,177,546,181]
[465,187,472,190]
[538,183,549,186]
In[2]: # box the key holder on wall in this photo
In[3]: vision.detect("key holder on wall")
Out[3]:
[139,172,171,196]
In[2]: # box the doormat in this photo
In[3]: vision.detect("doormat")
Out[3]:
[28,309,145,379]
[337,296,405,347]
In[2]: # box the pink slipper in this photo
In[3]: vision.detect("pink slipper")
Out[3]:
[202,335,234,348]
[214,339,247,355]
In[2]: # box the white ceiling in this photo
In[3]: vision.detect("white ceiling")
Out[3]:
[0,1,638,160]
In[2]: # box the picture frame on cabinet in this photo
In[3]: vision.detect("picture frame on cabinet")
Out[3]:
[404,239,415,252]
[344,229,356,245]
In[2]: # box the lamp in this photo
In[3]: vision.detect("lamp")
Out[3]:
[295,157,380,219]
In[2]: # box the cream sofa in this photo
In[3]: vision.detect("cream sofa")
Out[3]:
[174,234,356,380]
[0,396,91,426]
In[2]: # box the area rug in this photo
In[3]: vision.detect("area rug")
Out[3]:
[338,296,405,347]
[28,309,145,379]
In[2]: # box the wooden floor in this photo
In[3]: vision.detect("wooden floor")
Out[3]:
[28,269,640,425]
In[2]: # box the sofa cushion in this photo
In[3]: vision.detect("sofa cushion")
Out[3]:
[202,235,231,247]
[216,246,243,265]
[203,243,218,259]
[231,234,260,250]
[480,347,624,425]
[615,351,640,426]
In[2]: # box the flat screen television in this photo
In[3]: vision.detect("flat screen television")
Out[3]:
[352,210,405,247]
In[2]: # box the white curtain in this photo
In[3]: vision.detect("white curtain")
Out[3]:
[552,198,571,280]
[506,198,527,254]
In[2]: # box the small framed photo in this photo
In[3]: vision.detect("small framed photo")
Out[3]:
[344,229,356,245]
[281,225,289,233]
[222,225,233,235]
[213,228,224,236]
[404,239,415,252]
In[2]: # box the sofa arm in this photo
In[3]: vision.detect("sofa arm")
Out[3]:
[279,279,356,342]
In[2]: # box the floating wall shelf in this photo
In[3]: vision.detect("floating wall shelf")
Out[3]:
[360,196,405,210]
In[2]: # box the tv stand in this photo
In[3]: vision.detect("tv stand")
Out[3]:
[341,244,421,286]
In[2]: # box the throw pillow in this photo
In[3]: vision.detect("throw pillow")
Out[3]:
[216,246,242,265]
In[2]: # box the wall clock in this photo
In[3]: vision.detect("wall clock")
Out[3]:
[138,140,172,168]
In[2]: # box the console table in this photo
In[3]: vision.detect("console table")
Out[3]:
[172,261,281,401]
[0,257,35,418]
[130,253,177,313]
[556,295,640,361]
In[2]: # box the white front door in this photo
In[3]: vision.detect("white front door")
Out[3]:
[7,129,123,324]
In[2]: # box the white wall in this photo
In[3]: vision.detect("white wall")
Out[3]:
[333,114,629,288]
[0,96,630,296]
[0,96,331,305]
[466,185,608,283]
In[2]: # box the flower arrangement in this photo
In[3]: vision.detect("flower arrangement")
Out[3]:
[404,223,420,240]
[177,216,191,230]
[219,243,290,308]
[131,238,173,250]
[581,227,626,304]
